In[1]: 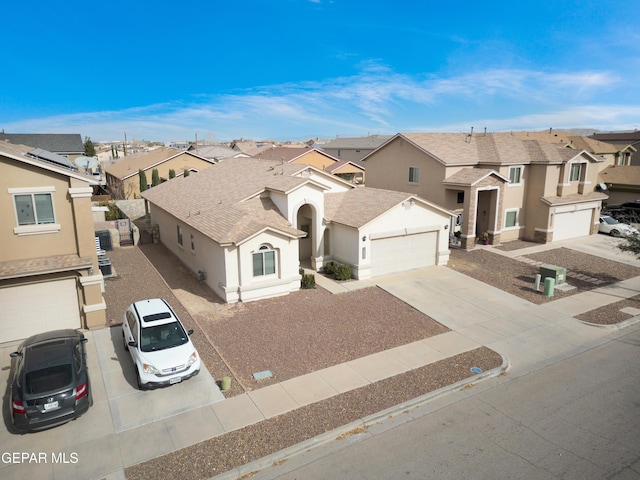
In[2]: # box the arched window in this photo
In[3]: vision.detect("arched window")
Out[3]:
[252,245,276,276]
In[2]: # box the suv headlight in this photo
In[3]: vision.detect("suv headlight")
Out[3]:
[186,351,198,366]
[143,363,160,374]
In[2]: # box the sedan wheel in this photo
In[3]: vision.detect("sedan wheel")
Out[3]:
[611,229,621,237]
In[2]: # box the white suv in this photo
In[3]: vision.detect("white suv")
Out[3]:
[122,298,201,389]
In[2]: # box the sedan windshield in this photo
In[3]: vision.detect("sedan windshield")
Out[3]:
[603,216,619,225]
[139,321,188,352]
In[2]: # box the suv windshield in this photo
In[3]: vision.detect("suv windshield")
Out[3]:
[139,321,188,352]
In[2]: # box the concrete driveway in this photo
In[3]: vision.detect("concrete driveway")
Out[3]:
[0,325,224,480]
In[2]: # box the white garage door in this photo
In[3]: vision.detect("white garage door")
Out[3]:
[371,231,438,276]
[553,209,593,241]
[0,278,81,344]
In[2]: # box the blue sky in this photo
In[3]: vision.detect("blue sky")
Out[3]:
[2,0,639,142]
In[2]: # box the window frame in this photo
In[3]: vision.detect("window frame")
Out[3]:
[508,166,523,186]
[252,245,276,277]
[569,163,583,182]
[177,225,183,247]
[504,208,519,229]
[408,166,420,184]
[9,186,60,235]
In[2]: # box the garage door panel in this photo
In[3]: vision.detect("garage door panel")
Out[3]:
[554,210,593,241]
[0,279,80,344]
[371,232,437,276]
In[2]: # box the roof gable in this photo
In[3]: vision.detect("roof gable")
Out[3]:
[104,147,216,180]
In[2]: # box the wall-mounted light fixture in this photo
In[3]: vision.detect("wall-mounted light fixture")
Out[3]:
[362,235,367,241]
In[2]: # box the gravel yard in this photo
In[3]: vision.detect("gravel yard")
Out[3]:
[448,246,640,308]
[103,245,503,479]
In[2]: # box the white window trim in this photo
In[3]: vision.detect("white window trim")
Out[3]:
[252,245,277,277]
[508,165,524,186]
[10,186,60,235]
[569,162,585,182]
[504,208,519,229]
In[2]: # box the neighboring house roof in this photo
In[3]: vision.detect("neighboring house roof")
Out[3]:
[324,187,452,229]
[187,144,240,160]
[590,131,640,142]
[0,133,84,155]
[141,157,326,245]
[253,146,311,162]
[367,132,602,166]
[0,141,96,184]
[443,168,509,186]
[104,147,216,180]
[321,135,393,149]
[324,159,365,173]
[599,165,640,186]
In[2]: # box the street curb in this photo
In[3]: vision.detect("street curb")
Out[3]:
[578,315,640,330]
[211,353,510,480]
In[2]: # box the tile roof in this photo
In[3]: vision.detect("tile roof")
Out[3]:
[0,133,84,154]
[509,130,620,154]
[104,147,216,180]
[0,254,93,279]
[141,157,314,244]
[541,191,608,206]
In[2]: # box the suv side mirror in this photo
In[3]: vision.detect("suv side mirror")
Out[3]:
[128,341,138,348]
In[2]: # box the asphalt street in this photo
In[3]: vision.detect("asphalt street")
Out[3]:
[248,326,640,480]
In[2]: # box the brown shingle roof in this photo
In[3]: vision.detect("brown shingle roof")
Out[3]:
[141,158,313,244]
[0,254,93,279]
[599,165,640,186]
[104,147,216,180]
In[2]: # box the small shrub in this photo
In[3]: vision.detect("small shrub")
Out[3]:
[333,263,351,281]
[324,261,336,275]
[98,200,120,220]
[301,272,316,289]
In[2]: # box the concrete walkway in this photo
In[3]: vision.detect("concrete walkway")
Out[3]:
[2,235,640,480]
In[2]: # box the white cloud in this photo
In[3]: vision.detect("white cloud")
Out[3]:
[3,67,637,141]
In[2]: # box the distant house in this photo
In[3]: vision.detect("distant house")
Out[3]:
[590,131,640,166]
[599,165,640,205]
[256,146,365,184]
[0,142,106,343]
[363,132,607,248]
[0,133,85,162]
[320,135,393,163]
[104,147,218,199]
[187,144,248,160]
[141,157,452,303]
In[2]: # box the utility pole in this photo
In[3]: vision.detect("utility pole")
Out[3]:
[195,132,199,155]
[123,131,128,156]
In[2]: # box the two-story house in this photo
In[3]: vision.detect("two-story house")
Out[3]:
[0,141,106,343]
[362,132,607,249]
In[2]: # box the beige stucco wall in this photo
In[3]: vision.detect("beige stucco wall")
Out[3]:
[1,157,106,330]
[364,139,449,205]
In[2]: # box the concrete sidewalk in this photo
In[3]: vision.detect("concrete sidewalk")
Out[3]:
[2,234,640,480]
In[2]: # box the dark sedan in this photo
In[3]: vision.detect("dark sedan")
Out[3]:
[9,329,92,433]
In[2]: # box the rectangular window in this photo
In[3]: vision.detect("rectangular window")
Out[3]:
[177,225,183,246]
[190,234,195,252]
[409,166,420,184]
[505,210,518,228]
[508,166,522,185]
[569,164,582,182]
[253,249,276,276]
[457,191,464,204]
[14,193,55,225]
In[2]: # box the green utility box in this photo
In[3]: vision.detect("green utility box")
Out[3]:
[539,264,566,285]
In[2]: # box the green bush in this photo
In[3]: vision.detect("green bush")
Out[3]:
[301,272,316,289]
[333,263,351,281]
[323,261,336,275]
[98,200,120,220]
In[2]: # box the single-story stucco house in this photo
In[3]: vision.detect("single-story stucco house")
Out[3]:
[141,157,453,303]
